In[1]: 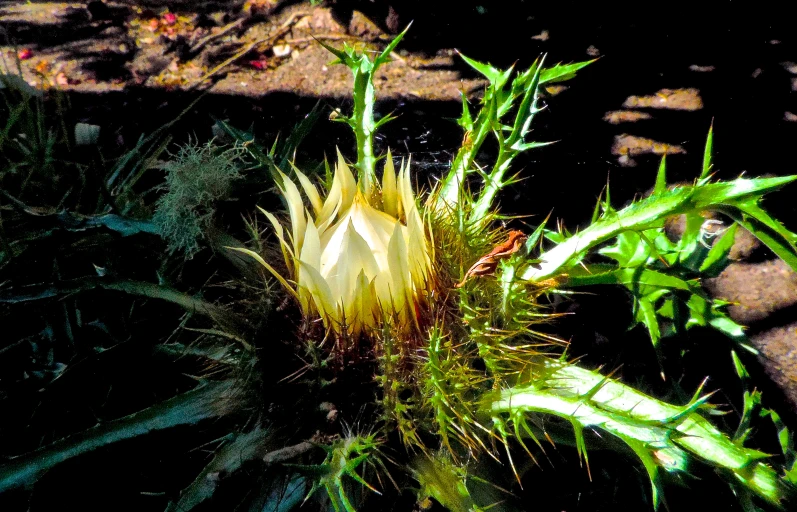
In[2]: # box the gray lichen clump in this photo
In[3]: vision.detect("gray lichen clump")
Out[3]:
[153,141,242,257]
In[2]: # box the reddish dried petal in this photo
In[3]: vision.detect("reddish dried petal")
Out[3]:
[246,59,268,70]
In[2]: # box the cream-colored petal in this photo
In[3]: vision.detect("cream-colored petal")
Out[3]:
[386,222,412,325]
[296,212,322,315]
[335,148,357,215]
[316,154,343,226]
[407,213,430,284]
[334,220,381,318]
[395,158,407,220]
[374,272,401,331]
[297,260,336,328]
[346,269,374,335]
[319,215,379,304]
[350,212,398,261]
[300,211,321,270]
[318,215,349,278]
[397,158,432,284]
[258,207,295,274]
[319,194,397,275]
[317,166,342,227]
[315,199,341,235]
[343,270,363,336]
[366,277,379,330]
[258,206,285,244]
[381,149,398,218]
[277,170,307,258]
[351,196,403,258]
[292,164,323,216]
[342,219,381,279]
[397,157,413,221]
[322,261,342,303]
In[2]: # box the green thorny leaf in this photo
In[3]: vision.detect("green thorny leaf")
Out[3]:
[294,433,388,512]
[731,352,797,494]
[435,56,593,221]
[412,454,482,512]
[514,134,797,355]
[522,175,797,282]
[484,359,795,509]
[317,26,410,194]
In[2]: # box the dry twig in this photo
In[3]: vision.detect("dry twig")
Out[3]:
[188,11,309,91]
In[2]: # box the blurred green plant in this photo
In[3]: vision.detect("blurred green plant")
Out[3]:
[0,73,70,203]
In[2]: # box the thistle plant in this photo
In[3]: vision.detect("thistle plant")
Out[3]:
[4,28,797,512]
[231,31,797,511]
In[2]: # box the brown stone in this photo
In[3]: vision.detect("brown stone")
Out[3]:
[622,88,703,111]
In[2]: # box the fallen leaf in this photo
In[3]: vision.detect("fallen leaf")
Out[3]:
[456,230,527,287]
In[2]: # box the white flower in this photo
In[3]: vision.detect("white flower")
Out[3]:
[244,150,433,336]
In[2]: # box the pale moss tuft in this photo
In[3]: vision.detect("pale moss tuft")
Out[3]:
[153,141,243,257]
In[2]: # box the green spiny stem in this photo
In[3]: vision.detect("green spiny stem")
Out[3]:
[299,435,383,512]
[521,176,797,283]
[424,327,490,455]
[426,329,456,451]
[350,62,377,192]
[438,104,493,209]
[470,146,546,225]
[320,27,409,194]
[470,61,544,222]
[469,143,513,224]
[484,359,791,507]
[438,58,590,219]
[378,328,420,448]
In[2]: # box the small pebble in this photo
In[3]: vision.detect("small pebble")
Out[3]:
[688,64,715,72]
[272,44,291,57]
[531,30,549,41]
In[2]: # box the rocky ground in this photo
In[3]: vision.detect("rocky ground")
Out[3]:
[2,1,797,408]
